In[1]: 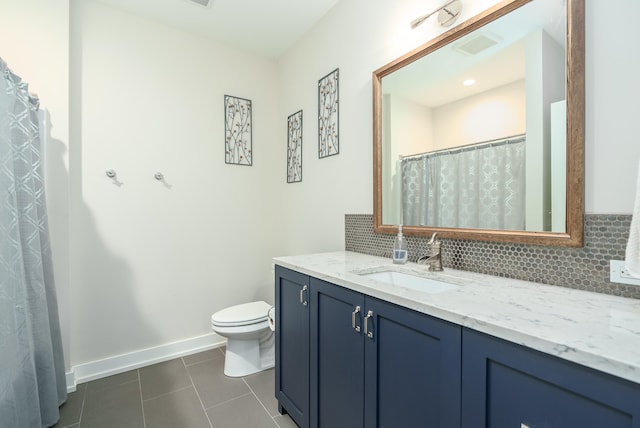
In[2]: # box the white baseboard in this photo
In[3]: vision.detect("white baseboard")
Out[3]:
[65,332,225,393]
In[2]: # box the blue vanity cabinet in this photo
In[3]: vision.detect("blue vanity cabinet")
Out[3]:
[362,295,462,428]
[275,265,310,428]
[461,328,640,428]
[309,277,365,428]
[310,277,462,428]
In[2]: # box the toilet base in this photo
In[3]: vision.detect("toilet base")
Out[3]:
[223,333,274,377]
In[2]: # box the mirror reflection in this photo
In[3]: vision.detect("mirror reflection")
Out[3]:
[380,0,568,233]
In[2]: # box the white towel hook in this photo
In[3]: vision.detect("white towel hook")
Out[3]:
[105,169,123,187]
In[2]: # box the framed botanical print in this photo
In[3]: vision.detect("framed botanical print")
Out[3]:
[318,68,339,158]
[287,110,303,183]
[224,95,252,165]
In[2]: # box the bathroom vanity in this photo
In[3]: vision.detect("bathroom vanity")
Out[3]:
[274,251,640,428]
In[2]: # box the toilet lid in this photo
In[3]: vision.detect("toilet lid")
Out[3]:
[211,301,271,327]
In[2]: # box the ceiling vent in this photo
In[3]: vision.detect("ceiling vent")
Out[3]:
[188,0,211,7]
[454,32,502,55]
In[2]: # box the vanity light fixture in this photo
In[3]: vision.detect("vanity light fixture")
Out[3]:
[463,79,476,86]
[410,0,463,29]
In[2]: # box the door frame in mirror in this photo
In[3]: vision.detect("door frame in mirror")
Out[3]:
[372,0,584,247]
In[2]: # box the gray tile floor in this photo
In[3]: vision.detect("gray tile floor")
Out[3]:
[54,347,298,428]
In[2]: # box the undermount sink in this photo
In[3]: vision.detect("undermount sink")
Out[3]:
[359,270,459,294]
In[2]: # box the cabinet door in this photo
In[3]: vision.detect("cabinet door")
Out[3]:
[364,297,462,428]
[275,265,310,428]
[310,278,365,428]
[462,328,640,428]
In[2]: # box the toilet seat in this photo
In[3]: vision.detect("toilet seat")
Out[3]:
[211,301,271,327]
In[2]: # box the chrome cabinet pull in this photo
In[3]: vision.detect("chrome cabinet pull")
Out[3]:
[364,310,374,339]
[299,285,308,306]
[351,306,361,332]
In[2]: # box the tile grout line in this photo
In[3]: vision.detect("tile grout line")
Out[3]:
[242,376,280,427]
[141,384,194,402]
[182,347,226,368]
[272,415,285,428]
[137,369,147,428]
[76,385,86,428]
[203,392,254,411]
[181,356,215,428]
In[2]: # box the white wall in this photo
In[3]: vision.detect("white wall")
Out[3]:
[524,29,565,231]
[432,80,526,149]
[2,0,640,380]
[383,95,433,224]
[585,0,640,213]
[67,0,284,366]
[389,96,433,157]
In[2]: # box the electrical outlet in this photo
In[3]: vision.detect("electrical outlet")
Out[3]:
[610,260,640,286]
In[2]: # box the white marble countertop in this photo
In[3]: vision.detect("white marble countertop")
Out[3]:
[273,251,640,384]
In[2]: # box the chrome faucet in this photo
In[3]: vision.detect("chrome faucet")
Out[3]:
[417,232,443,271]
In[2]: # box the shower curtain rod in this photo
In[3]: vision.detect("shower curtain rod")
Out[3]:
[399,133,525,161]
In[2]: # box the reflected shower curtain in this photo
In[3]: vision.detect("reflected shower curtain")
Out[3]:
[0,58,66,427]
[402,137,526,229]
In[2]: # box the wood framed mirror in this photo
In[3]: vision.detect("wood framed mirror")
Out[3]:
[373,0,584,246]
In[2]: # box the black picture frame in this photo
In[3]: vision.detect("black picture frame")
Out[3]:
[318,68,339,158]
[224,95,252,165]
[287,110,303,183]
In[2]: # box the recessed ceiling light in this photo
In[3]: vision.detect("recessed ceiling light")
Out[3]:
[463,79,476,86]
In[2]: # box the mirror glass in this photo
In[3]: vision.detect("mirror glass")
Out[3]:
[373,0,584,246]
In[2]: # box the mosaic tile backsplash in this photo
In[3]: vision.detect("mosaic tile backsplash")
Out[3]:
[345,214,640,299]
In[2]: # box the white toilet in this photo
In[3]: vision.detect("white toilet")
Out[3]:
[210,301,275,377]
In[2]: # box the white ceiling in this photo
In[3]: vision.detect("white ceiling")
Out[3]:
[95,0,340,59]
